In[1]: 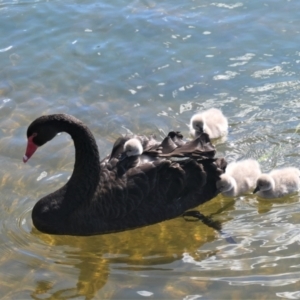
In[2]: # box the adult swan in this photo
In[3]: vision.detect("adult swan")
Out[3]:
[23,114,225,236]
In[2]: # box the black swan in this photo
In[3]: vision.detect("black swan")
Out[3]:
[23,114,226,236]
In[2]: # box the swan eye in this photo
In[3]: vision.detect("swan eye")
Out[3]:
[28,132,37,141]
[31,132,42,145]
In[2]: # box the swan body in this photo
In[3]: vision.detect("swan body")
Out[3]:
[253,167,300,199]
[217,159,261,197]
[24,114,225,236]
[190,108,228,139]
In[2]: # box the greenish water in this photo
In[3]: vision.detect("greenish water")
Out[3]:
[1,0,300,299]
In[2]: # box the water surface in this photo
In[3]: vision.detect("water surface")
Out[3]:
[1,0,300,299]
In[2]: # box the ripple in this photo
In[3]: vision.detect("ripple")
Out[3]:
[213,71,239,80]
[211,2,243,9]
[274,228,300,244]
[137,290,154,297]
[183,296,202,300]
[277,291,300,299]
[0,45,12,52]
[215,272,300,287]
[251,66,283,79]
[244,80,300,93]
[229,53,255,62]
[1,196,81,269]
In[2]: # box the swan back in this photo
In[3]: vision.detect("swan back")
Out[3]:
[190,108,228,139]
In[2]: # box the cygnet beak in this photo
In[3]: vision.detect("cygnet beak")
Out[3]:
[196,127,204,134]
[253,186,260,194]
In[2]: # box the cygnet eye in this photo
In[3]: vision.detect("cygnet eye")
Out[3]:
[259,182,264,187]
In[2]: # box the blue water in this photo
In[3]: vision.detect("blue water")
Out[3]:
[1,0,300,299]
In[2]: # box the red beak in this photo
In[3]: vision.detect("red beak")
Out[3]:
[23,135,38,163]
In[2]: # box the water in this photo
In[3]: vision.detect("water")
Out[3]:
[1,0,300,298]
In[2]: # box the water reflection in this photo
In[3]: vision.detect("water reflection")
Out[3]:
[27,218,219,299]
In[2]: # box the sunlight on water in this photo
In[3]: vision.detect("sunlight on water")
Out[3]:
[1,0,300,299]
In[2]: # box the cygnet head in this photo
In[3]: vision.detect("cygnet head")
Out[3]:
[190,114,205,136]
[122,138,143,158]
[216,174,235,194]
[253,174,274,193]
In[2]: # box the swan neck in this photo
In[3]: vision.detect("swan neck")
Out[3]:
[70,123,100,178]
[58,119,101,205]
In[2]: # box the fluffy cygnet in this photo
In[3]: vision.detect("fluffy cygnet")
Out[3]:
[122,138,143,157]
[253,167,300,199]
[115,138,144,176]
[190,108,228,139]
[217,159,261,197]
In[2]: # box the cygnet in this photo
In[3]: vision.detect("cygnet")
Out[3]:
[253,167,300,199]
[217,159,261,197]
[120,138,143,164]
[190,108,228,139]
[123,138,143,157]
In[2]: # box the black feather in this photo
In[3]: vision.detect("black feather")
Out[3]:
[25,114,225,236]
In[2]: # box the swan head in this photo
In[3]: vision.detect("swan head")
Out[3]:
[23,114,66,162]
[190,114,205,136]
[216,174,236,194]
[253,174,274,193]
[120,138,143,160]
